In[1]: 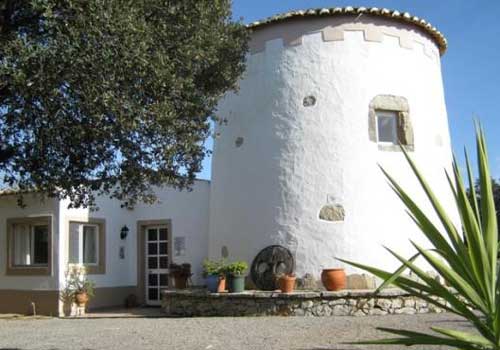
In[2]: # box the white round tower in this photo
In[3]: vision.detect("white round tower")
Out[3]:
[209,7,455,278]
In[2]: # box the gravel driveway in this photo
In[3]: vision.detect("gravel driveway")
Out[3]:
[0,313,470,350]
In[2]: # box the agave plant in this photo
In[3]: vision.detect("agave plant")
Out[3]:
[340,125,499,349]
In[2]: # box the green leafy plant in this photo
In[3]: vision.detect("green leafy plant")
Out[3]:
[225,261,248,276]
[65,266,95,298]
[202,259,226,277]
[340,125,500,349]
[470,178,500,244]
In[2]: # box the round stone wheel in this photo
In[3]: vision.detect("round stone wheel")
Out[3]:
[250,245,295,291]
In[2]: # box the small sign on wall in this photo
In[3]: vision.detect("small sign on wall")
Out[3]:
[119,246,125,259]
[174,237,186,257]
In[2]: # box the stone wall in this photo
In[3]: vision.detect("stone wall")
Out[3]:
[162,289,445,317]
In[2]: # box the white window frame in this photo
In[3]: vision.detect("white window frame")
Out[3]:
[70,223,100,266]
[376,110,399,145]
[11,223,49,267]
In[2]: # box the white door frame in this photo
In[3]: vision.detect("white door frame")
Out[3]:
[137,220,172,305]
[143,224,171,306]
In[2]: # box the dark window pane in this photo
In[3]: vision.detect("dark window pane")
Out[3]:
[148,257,157,269]
[83,225,97,264]
[159,274,168,287]
[148,274,158,286]
[159,256,168,269]
[159,228,168,241]
[147,229,157,241]
[33,225,49,265]
[148,288,158,301]
[377,113,397,143]
[159,243,168,255]
[148,243,157,255]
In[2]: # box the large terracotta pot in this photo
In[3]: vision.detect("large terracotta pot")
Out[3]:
[278,275,296,294]
[75,292,89,307]
[321,268,346,291]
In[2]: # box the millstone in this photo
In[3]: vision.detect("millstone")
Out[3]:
[250,245,295,290]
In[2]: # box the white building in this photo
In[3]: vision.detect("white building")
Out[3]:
[0,7,456,315]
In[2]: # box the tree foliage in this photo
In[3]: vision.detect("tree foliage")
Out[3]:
[0,0,248,207]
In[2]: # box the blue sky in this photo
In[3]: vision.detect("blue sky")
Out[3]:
[198,0,500,180]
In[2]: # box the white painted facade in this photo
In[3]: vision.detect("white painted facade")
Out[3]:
[0,11,457,315]
[0,181,210,314]
[56,181,211,288]
[209,16,456,276]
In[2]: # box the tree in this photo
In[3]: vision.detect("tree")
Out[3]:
[0,0,248,207]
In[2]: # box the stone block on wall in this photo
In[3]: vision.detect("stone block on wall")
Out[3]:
[346,274,377,290]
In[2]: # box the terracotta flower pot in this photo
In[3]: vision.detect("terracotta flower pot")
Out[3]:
[278,275,296,293]
[217,276,226,293]
[321,268,346,291]
[75,292,89,307]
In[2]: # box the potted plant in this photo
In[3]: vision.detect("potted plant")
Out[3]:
[65,266,95,311]
[225,261,248,293]
[321,268,346,291]
[278,273,296,293]
[202,259,226,293]
[169,263,192,289]
[59,287,74,317]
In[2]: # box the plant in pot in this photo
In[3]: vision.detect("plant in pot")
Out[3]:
[59,283,74,317]
[321,268,346,291]
[277,273,296,293]
[65,265,95,312]
[169,263,192,289]
[225,261,248,293]
[202,259,226,293]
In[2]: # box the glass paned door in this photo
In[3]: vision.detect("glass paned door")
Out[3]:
[145,226,169,305]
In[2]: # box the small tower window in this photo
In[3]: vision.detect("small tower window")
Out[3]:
[376,110,398,144]
[368,95,414,151]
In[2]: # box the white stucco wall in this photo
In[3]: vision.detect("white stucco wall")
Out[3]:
[58,180,210,290]
[209,17,457,278]
[0,195,60,290]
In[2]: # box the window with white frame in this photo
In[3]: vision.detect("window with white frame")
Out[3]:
[11,223,49,266]
[376,110,398,144]
[69,223,99,265]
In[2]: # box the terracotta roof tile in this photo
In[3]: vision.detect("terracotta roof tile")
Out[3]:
[247,7,447,55]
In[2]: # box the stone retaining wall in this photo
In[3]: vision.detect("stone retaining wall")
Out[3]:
[162,289,446,317]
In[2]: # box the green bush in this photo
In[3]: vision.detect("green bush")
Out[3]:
[202,259,226,277]
[225,261,248,276]
[64,265,95,298]
[341,125,500,349]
